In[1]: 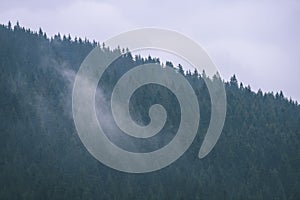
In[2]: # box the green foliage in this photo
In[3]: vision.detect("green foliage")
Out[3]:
[0,23,299,200]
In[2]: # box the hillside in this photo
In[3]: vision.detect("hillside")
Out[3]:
[0,22,299,200]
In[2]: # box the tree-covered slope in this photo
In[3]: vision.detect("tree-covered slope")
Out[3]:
[0,23,299,200]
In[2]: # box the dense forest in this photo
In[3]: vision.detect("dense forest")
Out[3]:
[0,22,299,199]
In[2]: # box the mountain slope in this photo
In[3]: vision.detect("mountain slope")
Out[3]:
[0,23,299,200]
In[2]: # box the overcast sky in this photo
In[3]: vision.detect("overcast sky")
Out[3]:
[1,0,299,101]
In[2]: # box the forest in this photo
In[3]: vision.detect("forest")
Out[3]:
[0,22,299,199]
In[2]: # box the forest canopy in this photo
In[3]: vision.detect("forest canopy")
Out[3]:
[0,22,299,200]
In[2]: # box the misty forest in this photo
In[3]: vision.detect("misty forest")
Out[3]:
[0,22,300,200]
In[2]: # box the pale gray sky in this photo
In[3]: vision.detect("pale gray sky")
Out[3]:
[1,0,299,101]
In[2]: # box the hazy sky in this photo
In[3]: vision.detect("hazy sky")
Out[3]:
[1,0,299,101]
